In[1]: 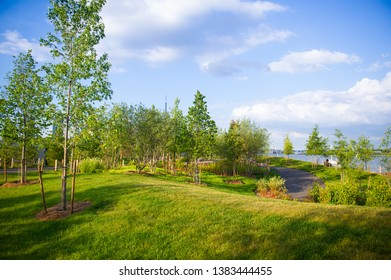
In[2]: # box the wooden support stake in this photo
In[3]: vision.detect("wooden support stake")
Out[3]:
[3,158,7,183]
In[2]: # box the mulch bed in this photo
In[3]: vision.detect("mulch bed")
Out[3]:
[35,201,91,221]
[1,180,39,188]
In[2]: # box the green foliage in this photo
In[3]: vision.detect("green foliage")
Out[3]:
[379,127,391,187]
[321,181,362,205]
[1,51,52,183]
[237,119,269,173]
[187,91,217,183]
[78,104,133,169]
[306,125,329,162]
[355,135,375,170]
[308,181,321,203]
[41,0,111,209]
[283,134,294,159]
[256,176,290,200]
[41,0,112,124]
[79,158,105,173]
[167,98,189,174]
[316,179,391,207]
[131,105,169,173]
[215,119,269,176]
[202,161,270,178]
[366,182,391,207]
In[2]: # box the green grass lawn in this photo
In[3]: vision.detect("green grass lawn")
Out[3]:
[1,168,390,260]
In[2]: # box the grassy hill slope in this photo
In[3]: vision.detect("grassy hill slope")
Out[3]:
[1,170,390,259]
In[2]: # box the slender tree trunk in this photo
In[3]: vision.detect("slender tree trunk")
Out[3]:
[38,162,47,213]
[61,82,72,211]
[70,159,76,214]
[194,158,199,184]
[21,142,26,184]
[172,151,177,175]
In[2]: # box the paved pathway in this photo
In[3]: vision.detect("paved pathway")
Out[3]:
[2,167,55,174]
[273,167,324,199]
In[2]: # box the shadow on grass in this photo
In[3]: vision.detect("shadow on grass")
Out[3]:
[1,172,391,260]
[0,178,147,259]
[205,212,391,260]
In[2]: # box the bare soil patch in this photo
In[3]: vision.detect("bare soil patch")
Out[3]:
[126,170,156,176]
[225,180,245,185]
[35,201,91,221]
[1,180,39,188]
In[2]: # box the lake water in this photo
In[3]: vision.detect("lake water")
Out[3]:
[269,153,385,174]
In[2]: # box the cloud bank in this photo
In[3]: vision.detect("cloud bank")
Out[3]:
[100,0,288,73]
[0,30,50,62]
[233,72,391,127]
[267,49,360,73]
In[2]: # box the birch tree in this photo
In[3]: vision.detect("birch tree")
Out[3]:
[187,91,217,184]
[379,127,391,187]
[41,0,112,210]
[167,98,188,175]
[283,134,294,159]
[355,135,374,171]
[1,51,51,184]
[306,125,328,166]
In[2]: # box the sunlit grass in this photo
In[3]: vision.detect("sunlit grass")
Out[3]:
[0,169,390,259]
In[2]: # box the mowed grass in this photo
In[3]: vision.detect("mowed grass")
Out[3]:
[1,169,391,260]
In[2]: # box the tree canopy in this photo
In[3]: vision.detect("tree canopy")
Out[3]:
[1,51,52,183]
[187,91,217,183]
[306,125,329,165]
[283,134,294,159]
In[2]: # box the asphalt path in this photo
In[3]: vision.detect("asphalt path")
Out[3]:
[2,167,55,174]
[273,167,324,200]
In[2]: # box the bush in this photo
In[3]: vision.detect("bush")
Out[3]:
[318,180,362,205]
[308,181,321,202]
[366,182,391,207]
[79,158,105,174]
[201,161,269,177]
[256,176,290,200]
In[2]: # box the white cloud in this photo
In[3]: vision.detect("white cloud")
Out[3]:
[136,46,181,64]
[0,30,50,62]
[268,49,360,73]
[233,72,391,127]
[367,60,391,72]
[197,26,292,75]
[102,0,285,38]
[100,0,288,69]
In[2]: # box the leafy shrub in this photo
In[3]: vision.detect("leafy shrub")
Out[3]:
[318,181,362,205]
[202,161,269,177]
[366,182,391,207]
[256,176,290,200]
[79,158,105,174]
[308,181,321,202]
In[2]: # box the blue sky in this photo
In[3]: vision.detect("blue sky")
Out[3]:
[1,0,391,149]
